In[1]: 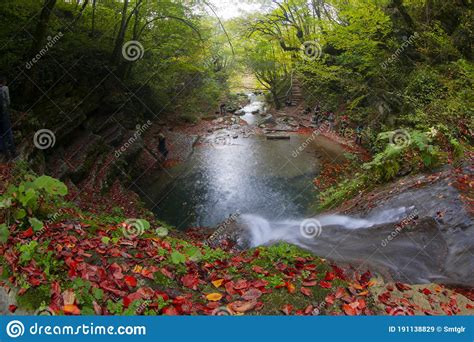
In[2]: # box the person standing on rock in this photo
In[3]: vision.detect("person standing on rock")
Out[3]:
[157,132,169,160]
[0,76,16,161]
[219,103,226,116]
[327,111,335,131]
[355,125,364,145]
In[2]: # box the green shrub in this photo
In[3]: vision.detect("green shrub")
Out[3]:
[0,175,68,243]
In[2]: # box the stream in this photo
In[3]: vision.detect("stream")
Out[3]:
[140,93,473,287]
[142,93,343,228]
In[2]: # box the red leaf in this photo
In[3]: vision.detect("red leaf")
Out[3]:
[251,266,267,274]
[181,274,199,290]
[124,275,137,287]
[22,228,34,238]
[302,280,317,287]
[281,304,293,315]
[325,294,335,305]
[225,281,237,295]
[319,281,332,289]
[300,287,312,297]
[395,282,411,291]
[229,300,258,313]
[162,306,179,315]
[8,305,17,313]
[335,287,346,299]
[234,279,249,290]
[421,288,432,295]
[242,288,263,300]
[324,272,335,281]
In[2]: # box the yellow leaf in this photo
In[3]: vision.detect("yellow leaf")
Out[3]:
[132,265,143,274]
[206,293,223,301]
[212,279,224,288]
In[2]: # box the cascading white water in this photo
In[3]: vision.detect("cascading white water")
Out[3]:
[239,206,413,248]
[235,206,470,286]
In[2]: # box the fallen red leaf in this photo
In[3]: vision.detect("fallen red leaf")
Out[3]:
[319,281,332,289]
[300,287,312,297]
[124,275,137,287]
[281,304,293,315]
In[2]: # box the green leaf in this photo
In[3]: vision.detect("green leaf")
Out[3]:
[29,217,44,232]
[136,219,150,232]
[101,237,110,245]
[0,197,12,209]
[184,246,202,262]
[33,176,68,196]
[92,287,104,300]
[14,209,27,220]
[0,224,9,244]
[171,251,186,264]
[155,227,168,237]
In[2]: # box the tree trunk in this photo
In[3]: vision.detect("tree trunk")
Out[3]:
[90,0,97,37]
[23,0,57,100]
[111,0,130,65]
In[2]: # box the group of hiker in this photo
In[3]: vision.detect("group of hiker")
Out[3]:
[310,103,364,145]
[0,76,16,161]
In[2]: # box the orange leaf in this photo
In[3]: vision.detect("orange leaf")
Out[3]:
[63,304,81,315]
[286,282,296,293]
[342,303,357,316]
[212,279,224,288]
[367,280,377,287]
[206,293,223,301]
